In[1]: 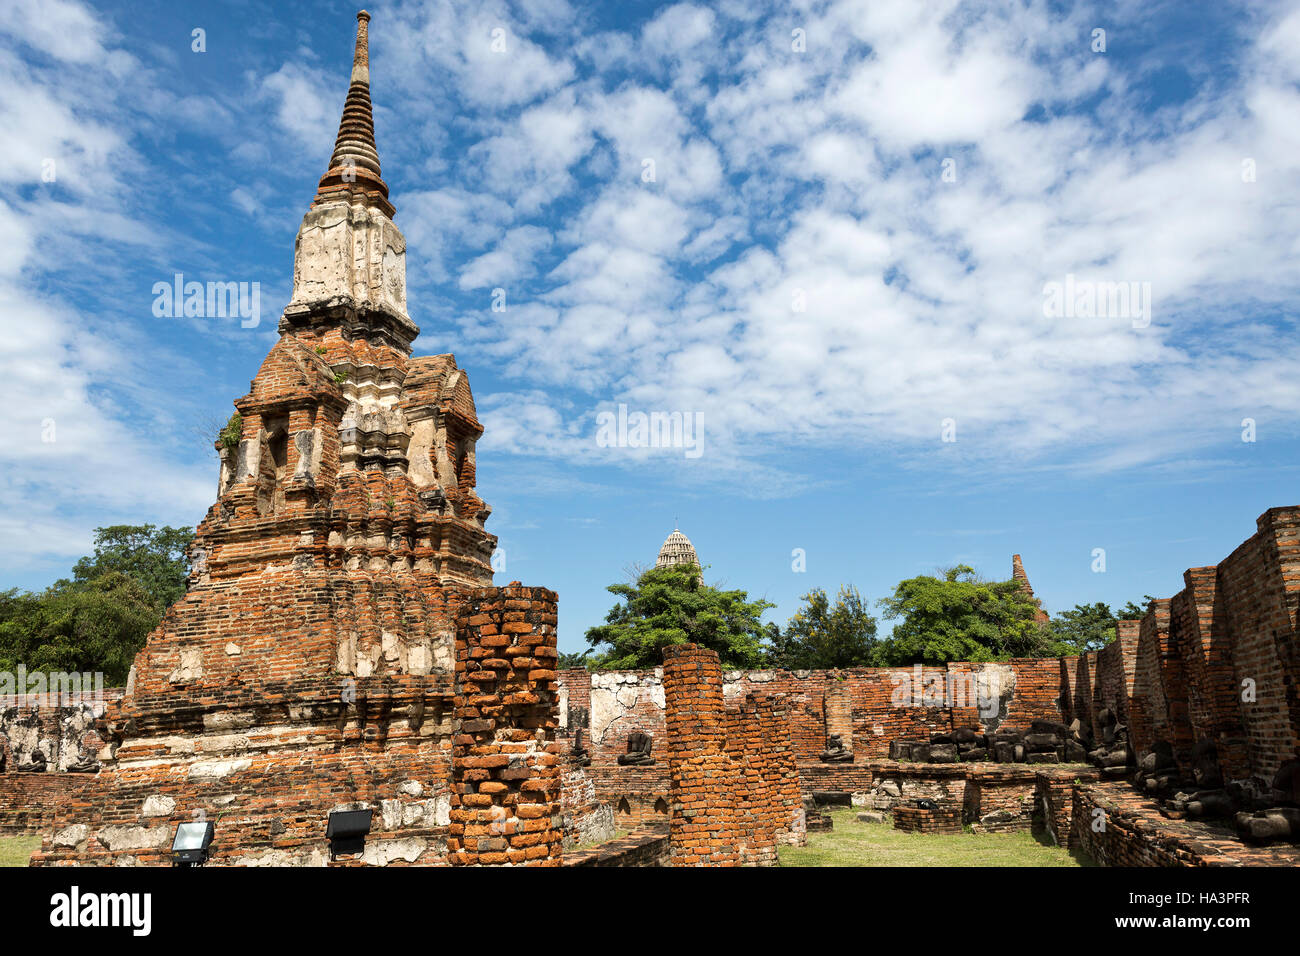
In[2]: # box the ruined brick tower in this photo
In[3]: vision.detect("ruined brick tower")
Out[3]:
[1012,554,1051,625]
[32,11,562,867]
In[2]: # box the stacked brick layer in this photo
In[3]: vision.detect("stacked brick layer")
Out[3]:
[448,585,562,865]
[893,805,963,834]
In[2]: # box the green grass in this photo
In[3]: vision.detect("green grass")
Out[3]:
[570,828,630,852]
[779,809,1096,867]
[0,835,40,867]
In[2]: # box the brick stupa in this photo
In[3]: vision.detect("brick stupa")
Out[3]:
[33,11,563,867]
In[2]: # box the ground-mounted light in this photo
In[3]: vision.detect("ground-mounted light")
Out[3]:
[172,821,215,867]
[327,808,373,860]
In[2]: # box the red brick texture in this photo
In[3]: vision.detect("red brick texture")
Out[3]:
[893,805,962,834]
[1123,507,1300,781]
[1070,782,1300,866]
[448,585,562,866]
[0,775,98,837]
[662,644,740,866]
[656,646,806,866]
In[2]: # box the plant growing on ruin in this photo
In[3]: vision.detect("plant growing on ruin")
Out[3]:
[218,412,242,450]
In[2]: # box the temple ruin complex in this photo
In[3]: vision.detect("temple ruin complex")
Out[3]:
[0,12,1296,868]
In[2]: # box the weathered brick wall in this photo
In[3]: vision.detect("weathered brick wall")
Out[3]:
[1093,623,1139,738]
[560,766,616,849]
[823,686,853,752]
[758,696,807,845]
[661,644,738,866]
[893,805,962,833]
[1034,769,1103,847]
[0,774,98,836]
[1124,507,1300,782]
[1071,780,1300,866]
[28,586,562,868]
[558,658,1071,768]
[1129,599,1172,760]
[448,584,562,866]
[0,691,119,775]
[1212,508,1300,781]
[562,824,670,867]
[31,676,459,866]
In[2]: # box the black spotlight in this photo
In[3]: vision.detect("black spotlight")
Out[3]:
[327,809,373,860]
[171,821,215,867]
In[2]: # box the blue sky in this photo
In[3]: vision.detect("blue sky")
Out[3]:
[2,0,1299,654]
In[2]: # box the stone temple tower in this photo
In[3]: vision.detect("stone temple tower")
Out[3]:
[34,12,563,867]
[656,528,700,570]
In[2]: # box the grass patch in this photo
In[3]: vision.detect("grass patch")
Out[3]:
[570,828,630,852]
[779,809,1095,867]
[0,835,40,867]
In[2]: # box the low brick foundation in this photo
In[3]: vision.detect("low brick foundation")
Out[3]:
[893,805,963,834]
[562,824,670,867]
[1070,782,1300,866]
[0,774,98,836]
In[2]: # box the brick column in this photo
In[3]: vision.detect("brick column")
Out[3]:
[725,696,777,865]
[449,584,561,866]
[661,644,738,866]
[755,694,806,847]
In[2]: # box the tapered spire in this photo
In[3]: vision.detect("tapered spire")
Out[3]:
[1012,554,1050,624]
[313,11,394,218]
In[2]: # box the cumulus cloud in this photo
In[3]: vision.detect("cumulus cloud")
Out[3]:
[398,0,1300,488]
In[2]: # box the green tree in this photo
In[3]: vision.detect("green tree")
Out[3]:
[68,524,194,612]
[874,565,1054,665]
[769,585,879,669]
[1049,601,1118,654]
[0,573,158,686]
[583,563,773,670]
[1117,597,1155,620]
[0,524,194,687]
[557,649,591,670]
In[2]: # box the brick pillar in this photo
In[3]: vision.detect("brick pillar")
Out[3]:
[1130,600,1173,760]
[724,695,780,865]
[1113,620,1140,727]
[449,584,561,866]
[753,693,806,847]
[662,644,738,866]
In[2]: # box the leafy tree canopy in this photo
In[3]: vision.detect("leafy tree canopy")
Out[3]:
[1049,601,1119,654]
[68,524,193,612]
[0,572,158,686]
[557,650,591,670]
[1117,597,1155,620]
[874,565,1056,665]
[0,524,194,686]
[583,563,773,670]
[768,585,879,669]
[1050,596,1156,653]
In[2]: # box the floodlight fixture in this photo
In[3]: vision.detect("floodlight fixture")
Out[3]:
[327,808,373,860]
[172,820,215,867]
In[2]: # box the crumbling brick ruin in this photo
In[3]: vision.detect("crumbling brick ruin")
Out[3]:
[660,644,805,866]
[449,586,562,865]
[549,515,1300,864]
[1,13,1297,871]
[17,11,558,868]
